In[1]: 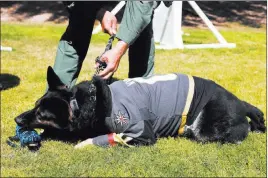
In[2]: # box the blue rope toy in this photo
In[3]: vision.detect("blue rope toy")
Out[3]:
[7,125,41,151]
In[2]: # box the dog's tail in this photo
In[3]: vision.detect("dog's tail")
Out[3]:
[243,101,266,133]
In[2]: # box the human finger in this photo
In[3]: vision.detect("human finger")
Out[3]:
[106,20,114,35]
[103,71,114,80]
[111,19,117,35]
[98,66,113,78]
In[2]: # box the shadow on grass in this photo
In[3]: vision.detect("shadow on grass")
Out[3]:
[182,1,266,28]
[0,73,20,91]
[0,1,123,23]
[0,1,266,27]
[0,1,67,23]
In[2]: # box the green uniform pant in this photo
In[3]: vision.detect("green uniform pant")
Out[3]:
[53,2,155,88]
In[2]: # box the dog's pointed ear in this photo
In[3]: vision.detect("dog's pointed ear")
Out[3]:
[92,75,102,85]
[47,66,66,90]
[92,75,109,95]
[92,75,107,88]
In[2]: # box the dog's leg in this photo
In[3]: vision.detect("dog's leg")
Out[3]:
[182,110,204,141]
[74,138,93,149]
[189,85,252,144]
[243,101,266,133]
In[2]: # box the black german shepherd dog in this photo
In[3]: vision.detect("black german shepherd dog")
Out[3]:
[15,67,265,147]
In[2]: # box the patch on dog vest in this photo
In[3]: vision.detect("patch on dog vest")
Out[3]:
[115,111,128,126]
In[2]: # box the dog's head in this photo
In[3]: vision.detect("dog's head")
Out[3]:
[15,66,77,131]
[15,66,111,135]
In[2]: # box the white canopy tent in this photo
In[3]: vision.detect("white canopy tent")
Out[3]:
[153,1,236,49]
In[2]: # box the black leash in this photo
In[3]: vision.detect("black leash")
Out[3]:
[95,35,116,75]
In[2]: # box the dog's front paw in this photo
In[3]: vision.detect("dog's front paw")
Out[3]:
[74,138,93,149]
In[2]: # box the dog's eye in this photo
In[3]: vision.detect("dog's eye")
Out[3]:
[36,112,44,120]
[36,109,53,121]
[36,113,43,121]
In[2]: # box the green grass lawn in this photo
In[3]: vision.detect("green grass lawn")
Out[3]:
[1,22,266,177]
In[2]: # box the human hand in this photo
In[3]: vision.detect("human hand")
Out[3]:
[101,11,117,35]
[96,41,129,79]
[74,138,93,149]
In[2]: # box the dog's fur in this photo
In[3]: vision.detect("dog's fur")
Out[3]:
[15,67,266,145]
